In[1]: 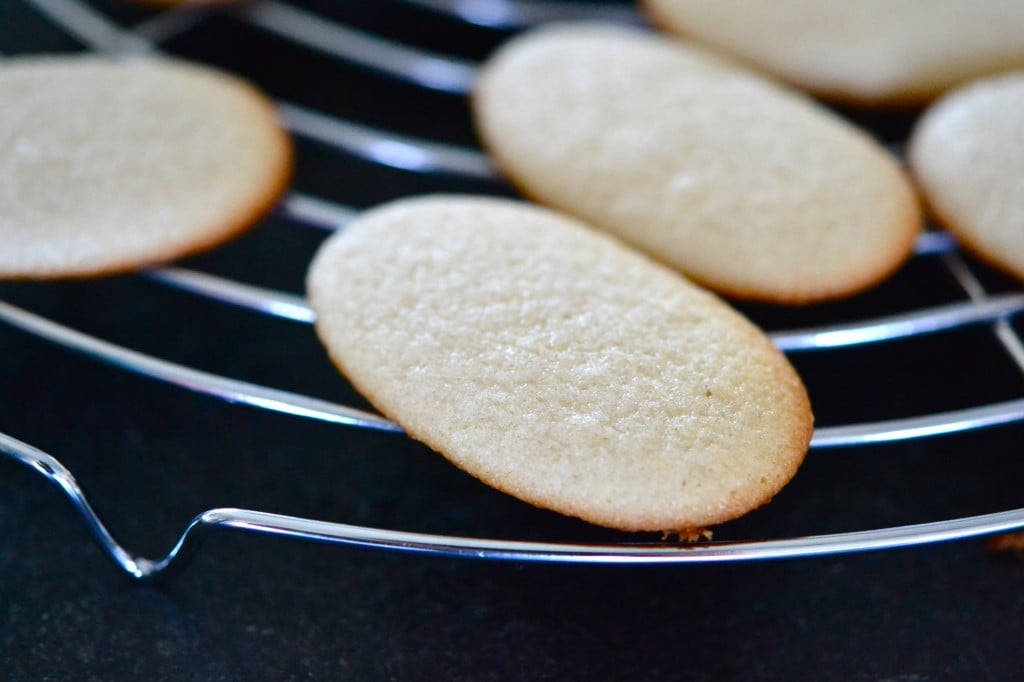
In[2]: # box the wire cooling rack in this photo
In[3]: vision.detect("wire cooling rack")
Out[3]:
[2,0,1024,580]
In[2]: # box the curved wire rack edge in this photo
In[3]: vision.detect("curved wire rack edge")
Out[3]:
[4,430,1023,580]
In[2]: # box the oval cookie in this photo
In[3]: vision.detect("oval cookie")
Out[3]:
[472,24,920,305]
[909,72,1024,283]
[0,55,291,279]
[307,195,813,533]
[644,0,1024,106]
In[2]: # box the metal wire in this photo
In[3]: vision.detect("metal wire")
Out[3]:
[6,294,1024,447]
[238,1,478,94]
[398,0,641,29]
[0,300,400,433]
[4,0,1024,577]
[6,431,1024,581]
[143,263,1024,348]
[277,102,497,179]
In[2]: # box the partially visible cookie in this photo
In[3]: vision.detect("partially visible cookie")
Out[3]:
[0,55,291,279]
[307,195,813,534]
[909,72,1024,283]
[644,0,1024,106]
[472,23,920,305]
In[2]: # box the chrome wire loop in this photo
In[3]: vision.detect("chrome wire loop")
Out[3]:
[6,431,1024,580]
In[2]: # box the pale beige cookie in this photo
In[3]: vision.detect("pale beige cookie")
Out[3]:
[472,24,920,305]
[0,55,291,279]
[644,0,1024,106]
[909,72,1024,283]
[307,195,813,533]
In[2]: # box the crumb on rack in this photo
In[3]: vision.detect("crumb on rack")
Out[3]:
[662,528,714,543]
[986,531,1024,555]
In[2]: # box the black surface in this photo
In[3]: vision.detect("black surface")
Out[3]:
[3,1,1024,679]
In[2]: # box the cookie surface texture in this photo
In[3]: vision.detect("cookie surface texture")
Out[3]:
[909,72,1024,283]
[644,0,1024,105]
[472,24,920,305]
[0,55,291,279]
[307,196,813,533]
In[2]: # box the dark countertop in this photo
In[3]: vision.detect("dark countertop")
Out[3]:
[3,1,1024,679]
[5,440,1024,681]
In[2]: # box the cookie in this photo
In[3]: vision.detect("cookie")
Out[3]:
[644,0,1024,106]
[472,24,920,305]
[0,55,291,279]
[909,72,1024,283]
[307,195,813,534]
